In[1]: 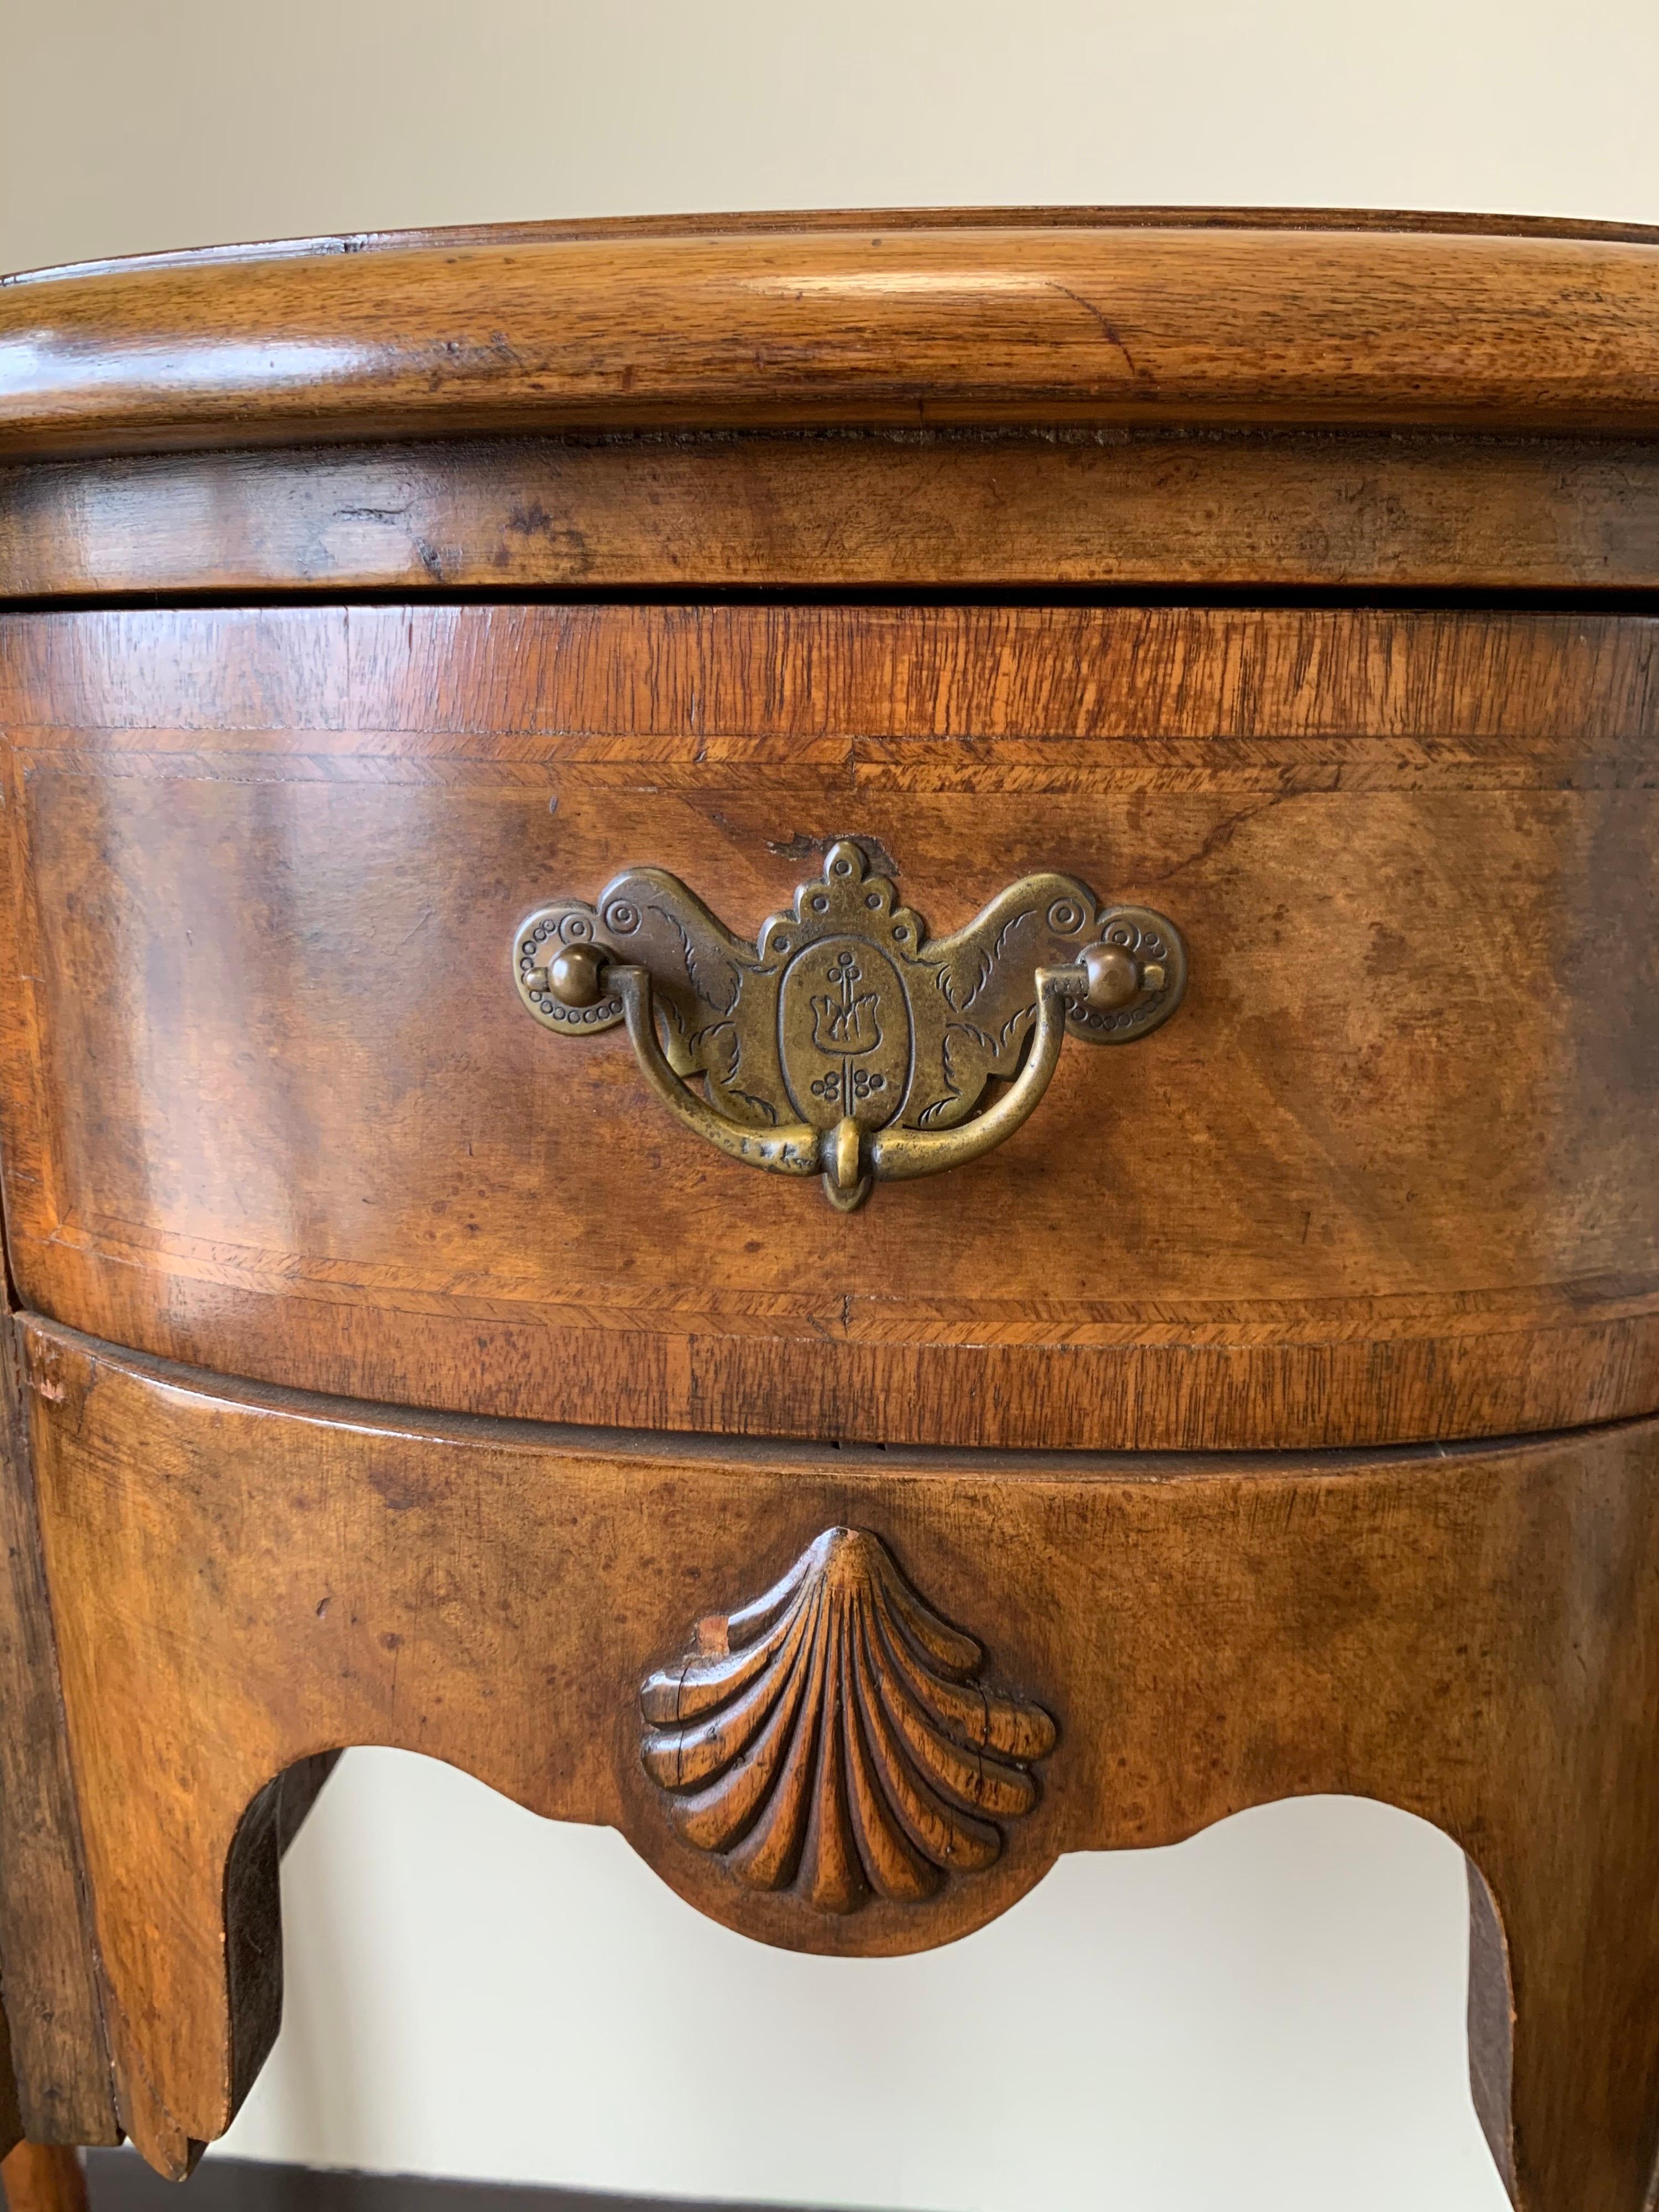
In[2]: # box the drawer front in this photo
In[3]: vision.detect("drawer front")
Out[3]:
[2,601,1657,1448]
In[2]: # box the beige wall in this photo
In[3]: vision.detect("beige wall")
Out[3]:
[6,2,1658,2205]
[6,0,1659,277]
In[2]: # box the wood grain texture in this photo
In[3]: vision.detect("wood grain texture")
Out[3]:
[12,428,1659,598]
[0,2146,86,2212]
[10,213,1659,458]
[6,201,1658,2212]
[638,1525,1056,1912]
[24,1316,1659,2210]
[0,1319,114,2146]
[2,601,1658,1448]
[0,2021,22,2172]
[25,202,1659,285]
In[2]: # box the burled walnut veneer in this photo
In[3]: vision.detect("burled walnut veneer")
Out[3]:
[2,208,1659,2208]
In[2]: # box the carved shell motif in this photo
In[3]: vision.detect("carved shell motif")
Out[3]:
[639,1527,1057,1914]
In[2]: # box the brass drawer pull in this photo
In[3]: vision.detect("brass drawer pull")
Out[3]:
[513,840,1186,1211]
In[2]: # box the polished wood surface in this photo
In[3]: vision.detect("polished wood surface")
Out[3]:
[1,600,1656,1449]
[12,428,1659,598]
[9,213,1659,458]
[0,2146,87,2212]
[3,206,1658,2209]
[28,202,1659,282]
[25,1317,1659,2210]
[0,1326,115,2149]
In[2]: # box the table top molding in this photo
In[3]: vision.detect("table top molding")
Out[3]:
[8,207,1659,461]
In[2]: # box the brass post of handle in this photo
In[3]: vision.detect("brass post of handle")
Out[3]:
[513,840,1187,1212]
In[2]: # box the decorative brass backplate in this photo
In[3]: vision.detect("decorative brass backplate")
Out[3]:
[639,1526,1056,1916]
[513,839,1186,1206]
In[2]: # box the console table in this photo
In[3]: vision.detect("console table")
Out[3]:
[3,207,1659,2210]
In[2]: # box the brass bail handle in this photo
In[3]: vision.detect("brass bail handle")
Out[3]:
[513,841,1187,1212]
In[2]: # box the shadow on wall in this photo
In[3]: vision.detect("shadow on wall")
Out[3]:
[86,2148,807,2212]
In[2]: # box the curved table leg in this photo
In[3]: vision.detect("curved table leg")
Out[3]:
[1465,1739,1659,2209]
[0,2147,87,2212]
[19,1317,1659,2207]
